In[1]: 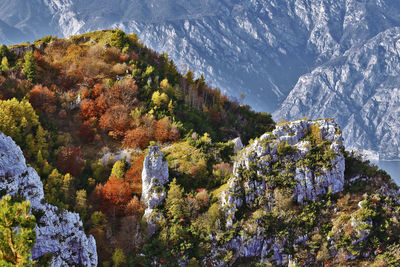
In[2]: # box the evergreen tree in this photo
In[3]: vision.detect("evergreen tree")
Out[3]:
[74,189,87,220]
[110,29,128,50]
[22,51,37,82]
[0,98,46,157]
[112,248,126,267]
[45,169,65,208]
[1,56,9,72]
[165,179,185,222]
[0,45,9,58]
[62,173,74,204]
[0,195,36,266]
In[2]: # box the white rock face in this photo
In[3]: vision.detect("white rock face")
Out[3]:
[213,119,345,265]
[100,148,134,165]
[141,145,169,235]
[222,119,345,226]
[231,137,243,154]
[0,133,97,266]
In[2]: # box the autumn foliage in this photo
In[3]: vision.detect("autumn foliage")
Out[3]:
[155,117,180,143]
[29,84,56,113]
[0,30,278,266]
[101,176,132,216]
[80,99,97,120]
[125,155,145,195]
[123,116,179,149]
[99,105,131,139]
[125,196,144,217]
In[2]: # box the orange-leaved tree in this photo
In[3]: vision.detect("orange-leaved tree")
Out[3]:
[101,176,132,217]
[29,84,56,113]
[125,155,145,195]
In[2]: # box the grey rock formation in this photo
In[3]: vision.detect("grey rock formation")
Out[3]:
[222,119,345,227]
[215,119,344,265]
[0,133,97,266]
[141,145,169,235]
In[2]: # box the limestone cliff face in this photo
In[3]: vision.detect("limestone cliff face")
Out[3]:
[213,119,345,266]
[223,119,345,228]
[141,145,169,235]
[0,133,97,266]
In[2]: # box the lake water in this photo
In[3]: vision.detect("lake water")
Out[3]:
[377,161,400,185]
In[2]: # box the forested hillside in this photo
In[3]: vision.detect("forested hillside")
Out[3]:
[0,29,273,265]
[1,30,399,266]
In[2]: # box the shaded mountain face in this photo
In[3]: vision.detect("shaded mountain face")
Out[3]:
[275,27,400,160]
[1,0,400,157]
[0,19,30,44]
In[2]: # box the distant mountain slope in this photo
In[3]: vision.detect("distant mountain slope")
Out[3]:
[2,0,400,157]
[275,27,400,160]
[0,19,29,44]
[0,0,58,39]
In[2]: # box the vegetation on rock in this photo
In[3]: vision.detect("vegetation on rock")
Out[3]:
[0,195,36,266]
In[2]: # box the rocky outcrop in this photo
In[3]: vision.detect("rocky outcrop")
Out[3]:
[141,145,169,235]
[9,45,33,56]
[0,133,97,266]
[223,119,345,228]
[215,119,344,265]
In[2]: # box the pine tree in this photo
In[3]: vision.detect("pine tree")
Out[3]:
[75,189,87,219]
[1,56,9,72]
[0,45,9,58]
[0,195,36,266]
[165,179,185,222]
[62,173,74,204]
[112,248,126,267]
[22,51,37,82]
[110,29,128,50]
